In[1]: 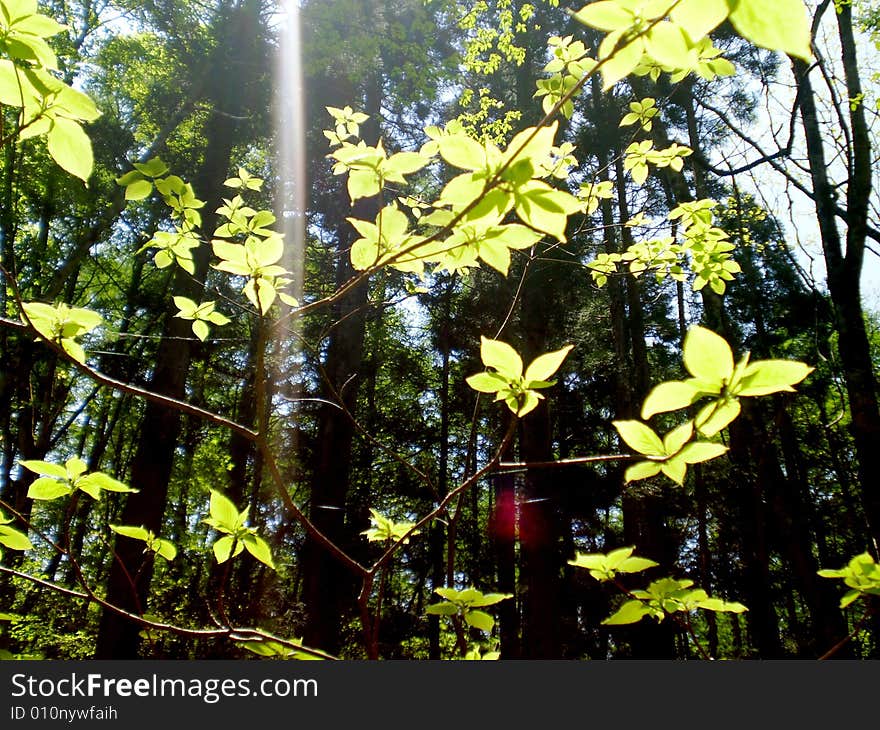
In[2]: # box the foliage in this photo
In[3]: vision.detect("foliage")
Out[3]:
[109,525,177,562]
[20,458,137,501]
[426,587,512,635]
[203,490,275,570]
[818,553,880,609]
[570,547,746,628]
[466,336,573,416]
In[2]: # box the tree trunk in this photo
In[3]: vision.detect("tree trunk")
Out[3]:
[793,11,880,550]
[96,0,266,658]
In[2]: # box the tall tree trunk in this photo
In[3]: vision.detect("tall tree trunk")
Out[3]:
[301,77,380,653]
[96,0,266,658]
[793,6,880,551]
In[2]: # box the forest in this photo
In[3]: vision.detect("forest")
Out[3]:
[0,0,879,661]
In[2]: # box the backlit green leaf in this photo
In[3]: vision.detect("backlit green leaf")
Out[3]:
[19,459,67,479]
[618,556,660,573]
[736,360,813,397]
[662,421,694,456]
[598,30,644,89]
[464,609,494,632]
[466,371,509,393]
[125,179,153,201]
[212,535,236,564]
[242,534,276,570]
[645,21,692,69]
[46,118,93,183]
[524,344,573,383]
[156,539,177,561]
[660,456,687,485]
[79,472,137,493]
[209,490,241,532]
[110,525,150,541]
[683,325,733,385]
[670,0,730,39]
[437,134,486,171]
[425,602,459,616]
[613,420,665,457]
[480,336,523,379]
[625,460,662,482]
[677,441,728,464]
[695,398,740,436]
[0,523,32,551]
[729,0,812,61]
[27,477,70,500]
[574,1,633,32]
[602,600,652,625]
[641,380,702,419]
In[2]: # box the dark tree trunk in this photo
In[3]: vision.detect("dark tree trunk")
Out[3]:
[793,8,880,551]
[301,76,380,652]
[95,0,266,658]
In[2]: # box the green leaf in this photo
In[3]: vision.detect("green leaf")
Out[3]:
[736,360,814,397]
[425,602,459,616]
[0,525,33,551]
[133,157,169,177]
[466,592,513,608]
[514,181,578,242]
[46,118,93,183]
[683,325,733,385]
[503,123,557,169]
[464,609,494,632]
[729,0,812,61]
[670,0,730,39]
[78,472,137,493]
[125,179,152,201]
[625,460,663,482]
[242,534,276,570]
[677,441,728,464]
[27,477,70,500]
[480,336,523,379]
[568,552,606,571]
[19,459,67,479]
[663,421,694,456]
[645,21,692,69]
[574,1,633,31]
[466,371,509,393]
[613,420,665,457]
[524,344,573,383]
[65,458,87,479]
[434,587,461,602]
[516,390,541,417]
[14,14,66,39]
[598,30,644,89]
[347,168,381,202]
[436,134,486,171]
[155,539,177,561]
[605,546,635,569]
[695,398,741,437]
[641,381,702,419]
[209,490,241,532]
[192,320,209,342]
[212,535,237,564]
[660,456,688,485]
[110,525,150,541]
[696,597,748,613]
[602,600,652,625]
[618,556,660,574]
[76,478,102,500]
